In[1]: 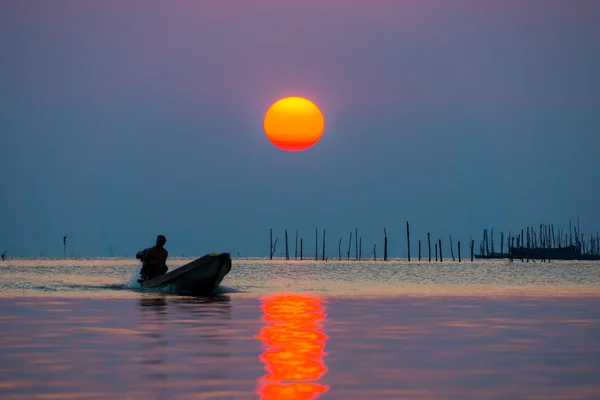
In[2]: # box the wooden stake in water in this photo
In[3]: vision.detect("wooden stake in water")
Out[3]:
[63,236,67,259]
[449,235,455,261]
[418,240,422,261]
[470,238,475,262]
[295,229,298,260]
[439,239,443,262]
[300,238,303,260]
[569,219,573,246]
[373,244,376,261]
[315,228,318,261]
[406,222,411,261]
[359,237,363,260]
[428,233,432,262]
[510,237,515,262]
[527,227,530,263]
[270,238,278,259]
[435,243,438,261]
[383,228,388,261]
[269,229,273,260]
[322,229,326,261]
[338,238,342,260]
[484,229,489,256]
[285,229,289,260]
[458,240,461,262]
[355,228,358,261]
[347,232,352,260]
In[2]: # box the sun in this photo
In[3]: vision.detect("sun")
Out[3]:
[263,96,325,152]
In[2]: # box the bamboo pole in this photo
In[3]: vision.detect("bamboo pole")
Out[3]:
[470,238,474,262]
[569,219,572,246]
[406,222,411,261]
[483,229,488,256]
[271,238,278,259]
[322,229,326,261]
[347,232,352,260]
[295,229,298,259]
[578,217,580,251]
[428,233,432,262]
[521,229,524,253]
[285,229,289,260]
[359,237,362,261]
[526,227,530,263]
[384,228,388,261]
[269,229,273,260]
[355,228,358,261]
[315,228,318,261]
[511,237,515,262]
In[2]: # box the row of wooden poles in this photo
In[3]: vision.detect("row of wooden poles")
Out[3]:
[479,219,600,258]
[269,222,476,262]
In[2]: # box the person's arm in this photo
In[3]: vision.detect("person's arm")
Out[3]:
[142,248,154,265]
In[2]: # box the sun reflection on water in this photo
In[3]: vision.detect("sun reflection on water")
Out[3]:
[255,293,330,399]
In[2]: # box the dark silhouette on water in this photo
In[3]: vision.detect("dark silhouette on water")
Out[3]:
[138,253,232,296]
[266,219,599,262]
[1,251,6,261]
[476,222,600,261]
[137,235,169,282]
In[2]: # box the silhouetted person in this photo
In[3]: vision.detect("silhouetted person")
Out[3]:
[139,235,169,282]
[1,251,6,261]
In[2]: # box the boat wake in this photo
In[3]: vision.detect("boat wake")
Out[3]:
[124,266,176,294]
[213,285,244,295]
[126,265,143,290]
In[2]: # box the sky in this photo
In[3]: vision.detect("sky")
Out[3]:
[1,0,599,258]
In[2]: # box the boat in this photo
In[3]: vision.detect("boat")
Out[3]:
[139,253,232,295]
[474,245,600,261]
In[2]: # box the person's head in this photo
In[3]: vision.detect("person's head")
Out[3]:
[156,235,167,248]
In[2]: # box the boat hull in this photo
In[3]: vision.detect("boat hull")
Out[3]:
[140,253,232,295]
[474,245,600,260]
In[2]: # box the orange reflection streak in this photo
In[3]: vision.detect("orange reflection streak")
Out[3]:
[255,293,330,400]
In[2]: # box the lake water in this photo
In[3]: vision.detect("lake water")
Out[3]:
[1,258,600,399]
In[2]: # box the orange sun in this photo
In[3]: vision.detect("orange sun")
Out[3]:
[263,97,325,151]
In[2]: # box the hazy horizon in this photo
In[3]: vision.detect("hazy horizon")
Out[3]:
[1,1,599,257]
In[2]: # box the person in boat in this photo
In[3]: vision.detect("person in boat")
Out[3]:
[139,235,169,282]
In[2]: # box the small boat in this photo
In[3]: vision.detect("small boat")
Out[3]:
[139,253,232,295]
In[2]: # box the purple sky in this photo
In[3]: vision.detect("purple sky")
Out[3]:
[1,1,599,257]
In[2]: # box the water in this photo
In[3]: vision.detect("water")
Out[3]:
[2,258,600,298]
[1,258,600,399]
